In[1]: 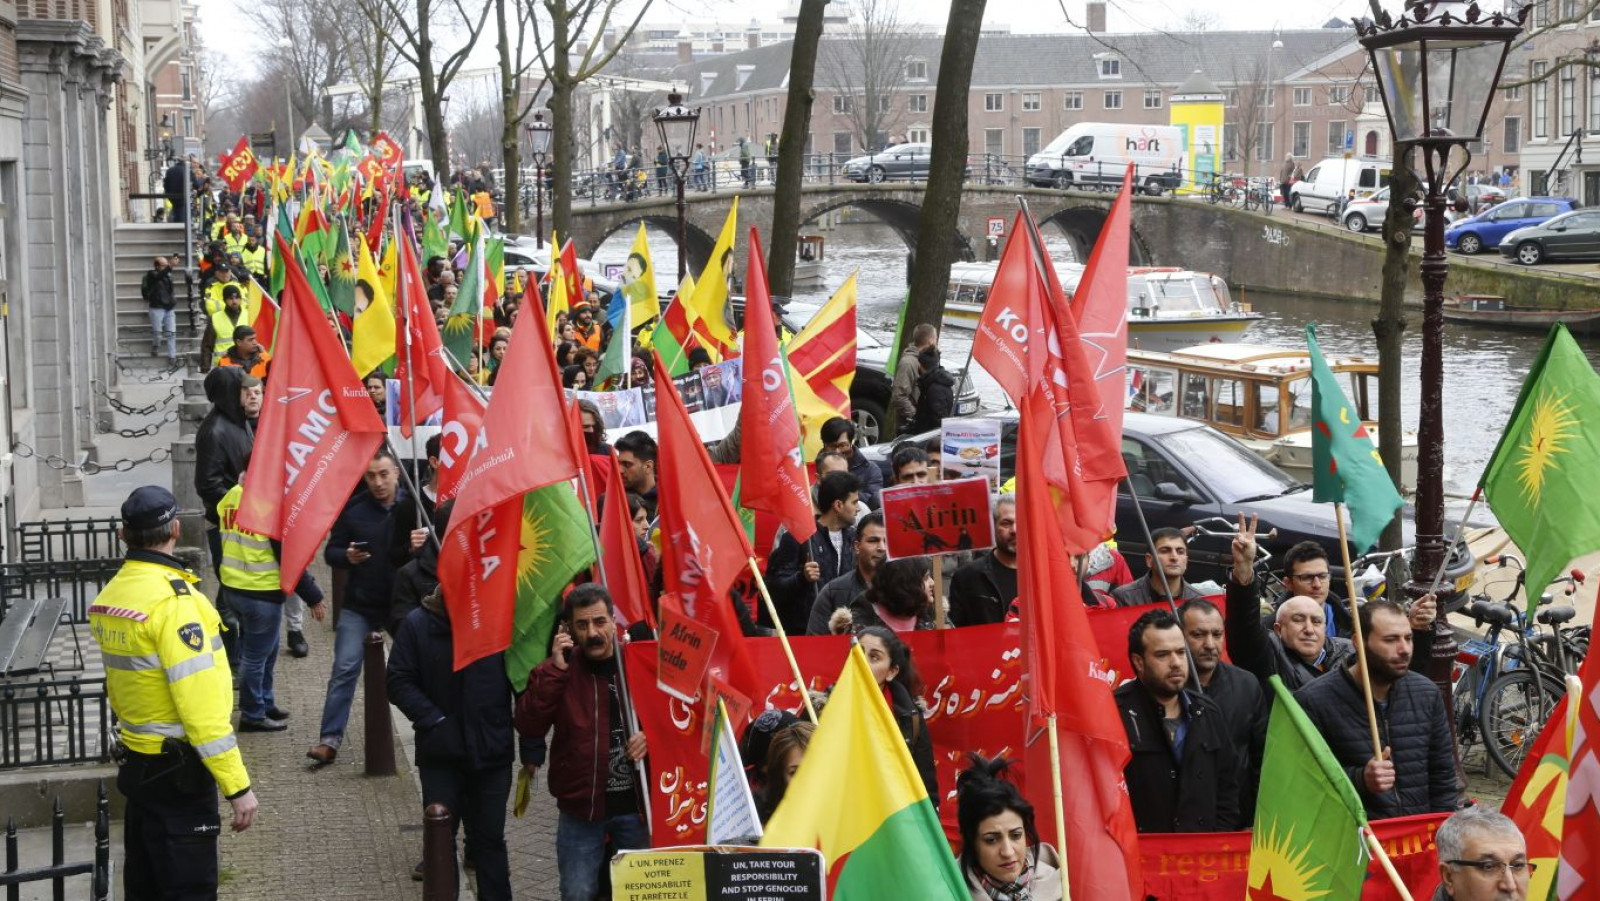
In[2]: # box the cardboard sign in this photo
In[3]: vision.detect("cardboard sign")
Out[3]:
[656,597,720,702]
[879,477,994,559]
[939,418,1003,487]
[612,847,824,901]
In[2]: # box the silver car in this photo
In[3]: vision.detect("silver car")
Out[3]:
[841,143,934,183]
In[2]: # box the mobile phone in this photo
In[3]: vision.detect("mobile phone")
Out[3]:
[350,541,370,551]
[558,623,574,662]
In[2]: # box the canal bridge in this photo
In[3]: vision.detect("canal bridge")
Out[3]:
[566,182,1600,310]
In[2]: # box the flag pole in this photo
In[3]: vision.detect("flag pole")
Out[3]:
[1335,502,1385,760]
[1045,714,1074,901]
[1361,827,1415,901]
[1121,475,1204,693]
[745,557,819,724]
[394,200,426,530]
[1424,486,1481,599]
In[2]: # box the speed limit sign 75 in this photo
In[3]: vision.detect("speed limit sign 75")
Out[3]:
[987,217,1005,237]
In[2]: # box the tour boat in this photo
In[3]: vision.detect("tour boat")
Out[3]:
[944,261,1261,352]
[793,234,827,289]
[1125,343,1419,494]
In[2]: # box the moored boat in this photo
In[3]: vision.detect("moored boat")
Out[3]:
[1443,294,1600,329]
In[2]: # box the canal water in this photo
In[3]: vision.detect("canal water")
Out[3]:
[594,219,1600,497]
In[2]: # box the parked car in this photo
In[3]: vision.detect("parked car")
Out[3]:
[1342,186,1422,233]
[841,143,934,183]
[1289,157,1392,215]
[1445,196,1580,254]
[863,410,1475,590]
[1024,123,1186,194]
[1497,208,1600,264]
[1463,183,1508,214]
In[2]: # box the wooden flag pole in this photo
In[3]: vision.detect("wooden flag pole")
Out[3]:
[1362,827,1415,901]
[1334,503,1384,760]
[746,557,819,724]
[932,555,946,629]
[1046,714,1073,901]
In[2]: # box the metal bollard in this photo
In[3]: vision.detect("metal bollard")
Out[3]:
[422,804,457,901]
[362,632,396,776]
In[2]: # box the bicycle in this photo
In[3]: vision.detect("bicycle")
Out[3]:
[1450,554,1587,778]
[1206,173,1243,207]
[1242,178,1276,214]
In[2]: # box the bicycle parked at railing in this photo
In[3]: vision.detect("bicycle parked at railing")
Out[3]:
[1206,172,1244,206]
[1242,177,1277,214]
[1451,554,1588,778]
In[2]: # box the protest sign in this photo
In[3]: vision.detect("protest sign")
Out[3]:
[939,418,1003,487]
[705,700,763,845]
[879,477,995,559]
[574,357,744,443]
[612,847,824,901]
[656,598,720,703]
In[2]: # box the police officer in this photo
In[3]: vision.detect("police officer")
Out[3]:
[90,486,258,899]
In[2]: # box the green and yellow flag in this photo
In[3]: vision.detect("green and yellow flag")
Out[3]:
[1307,323,1403,553]
[504,482,596,690]
[687,198,740,347]
[761,644,967,900]
[621,223,661,325]
[422,210,448,262]
[445,227,486,368]
[1248,675,1368,900]
[327,224,357,316]
[350,237,396,377]
[1482,323,1600,613]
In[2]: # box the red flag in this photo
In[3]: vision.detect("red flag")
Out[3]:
[237,234,386,592]
[739,230,815,544]
[435,372,486,503]
[393,227,448,436]
[1015,386,1141,899]
[599,456,655,631]
[363,176,387,253]
[653,351,759,693]
[219,136,260,193]
[371,131,404,172]
[1561,644,1600,898]
[559,239,583,307]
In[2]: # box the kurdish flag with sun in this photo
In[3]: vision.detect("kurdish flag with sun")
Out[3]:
[504,482,596,690]
[1247,675,1368,901]
[1481,323,1600,617]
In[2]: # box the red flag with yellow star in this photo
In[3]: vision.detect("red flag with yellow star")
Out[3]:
[1501,688,1575,901]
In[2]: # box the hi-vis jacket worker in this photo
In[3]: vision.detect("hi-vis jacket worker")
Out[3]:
[90,486,258,898]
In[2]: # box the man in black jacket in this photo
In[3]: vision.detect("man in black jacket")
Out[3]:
[1178,597,1266,822]
[194,367,257,662]
[388,586,538,900]
[141,256,177,363]
[765,471,859,634]
[805,513,886,635]
[1295,599,1457,819]
[1115,608,1241,833]
[947,494,1018,626]
[1112,527,1205,608]
[818,418,882,509]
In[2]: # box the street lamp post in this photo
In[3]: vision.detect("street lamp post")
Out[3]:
[1358,2,1525,600]
[654,92,701,281]
[277,39,295,153]
[526,111,553,251]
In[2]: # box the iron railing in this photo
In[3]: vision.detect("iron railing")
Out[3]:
[0,560,122,627]
[1,783,111,900]
[17,518,123,566]
[0,677,111,770]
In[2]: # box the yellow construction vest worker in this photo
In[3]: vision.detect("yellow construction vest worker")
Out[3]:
[89,552,251,798]
[211,307,246,362]
[204,280,239,317]
[217,484,277,592]
[239,245,267,277]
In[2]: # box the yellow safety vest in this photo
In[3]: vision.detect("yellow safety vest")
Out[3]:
[211,308,245,362]
[239,245,267,277]
[204,281,239,317]
[224,233,250,257]
[217,484,278,592]
[89,553,250,797]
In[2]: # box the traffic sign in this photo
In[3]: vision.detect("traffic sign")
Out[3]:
[987,216,1005,237]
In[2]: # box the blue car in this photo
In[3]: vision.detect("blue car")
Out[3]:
[1446,196,1580,254]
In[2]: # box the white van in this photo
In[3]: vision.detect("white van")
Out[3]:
[1289,157,1392,215]
[1025,123,1186,194]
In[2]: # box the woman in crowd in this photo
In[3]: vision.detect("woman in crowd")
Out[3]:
[555,341,577,370]
[562,364,588,390]
[756,721,815,823]
[846,557,937,632]
[956,755,1062,901]
[857,626,937,807]
[628,351,653,388]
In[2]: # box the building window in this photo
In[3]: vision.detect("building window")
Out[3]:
[1329,86,1349,105]
[1293,87,1312,106]
[1023,127,1042,156]
[907,127,929,143]
[1099,57,1121,78]
[1561,66,1577,136]
[1562,0,1579,20]
[1532,0,1547,27]
[182,114,194,137]
[1258,89,1276,107]
[1022,92,1041,111]
[1504,116,1521,154]
[906,59,928,81]
[984,93,1004,112]
[1224,89,1239,108]
[1143,89,1162,109]
[985,128,1004,156]
[833,95,853,114]
[1063,92,1083,110]
[181,70,192,101]
[1255,122,1274,161]
[1327,119,1348,154]
[879,94,892,113]
[1364,85,1381,104]
[1104,90,1122,110]
[1223,123,1239,161]
[834,131,853,154]
[1505,85,1522,101]
[1591,71,1600,132]
[1533,61,1548,138]
[908,94,928,113]
[1292,121,1310,158]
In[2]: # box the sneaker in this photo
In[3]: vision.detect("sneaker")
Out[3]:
[286,630,309,658]
[264,707,291,721]
[238,718,288,733]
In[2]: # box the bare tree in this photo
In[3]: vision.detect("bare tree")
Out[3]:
[528,0,655,240]
[343,0,407,138]
[376,0,494,182]
[241,0,354,144]
[820,0,916,151]
[451,89,507,165]
[1224,54,1276,178]
[767,0,829,295]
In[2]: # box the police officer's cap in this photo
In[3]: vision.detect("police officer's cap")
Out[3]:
[122,486,180,530]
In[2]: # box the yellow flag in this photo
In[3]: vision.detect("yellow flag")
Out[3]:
[687,197,739,345]
[377,237,397,306]
[546,230,570,341]
[623,222,661,325]
[350,238,397,376]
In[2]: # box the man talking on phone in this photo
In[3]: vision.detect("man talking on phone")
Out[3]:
[308,449,428,768]
[516,584,648,901]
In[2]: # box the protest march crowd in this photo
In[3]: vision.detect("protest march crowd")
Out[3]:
[92,137,1598,901]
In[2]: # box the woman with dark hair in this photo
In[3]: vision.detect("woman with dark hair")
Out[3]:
[555,341,578,370]
[561,364,589,390]
[847,556,937,632]
[756,721,814,823]
[956,755,1062,901]
[628,351,653,387]
[856,625,938,807]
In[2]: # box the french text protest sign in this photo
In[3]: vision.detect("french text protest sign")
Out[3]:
[879,477,995,560]
[611,847,823,901]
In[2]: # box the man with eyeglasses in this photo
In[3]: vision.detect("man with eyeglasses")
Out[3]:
[1433,805,1531,900]
[1279,541,1354,638]
[818,417,883,510]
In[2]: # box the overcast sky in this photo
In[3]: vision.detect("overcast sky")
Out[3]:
[196,0,1378,78]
